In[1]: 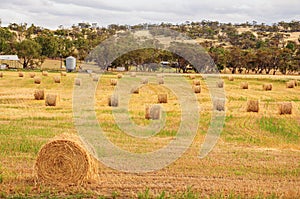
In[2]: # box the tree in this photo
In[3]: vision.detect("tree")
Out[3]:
[16,39,42,69]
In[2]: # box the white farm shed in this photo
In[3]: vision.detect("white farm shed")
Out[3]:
[0,55,20,69]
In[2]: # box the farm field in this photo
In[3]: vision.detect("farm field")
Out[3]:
[0,71,300,198]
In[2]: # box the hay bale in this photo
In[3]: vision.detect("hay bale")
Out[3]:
[189,74,196,79]
[34,89,45,100]
[19,72,24,77]
[92,75,99,82]
[262,83,272,91]
[194,86,201,94]
[158,78,164,85]
[130,72,136,77]
[228,76,234,81]
[158,94,168,103]
[0,72,3,78]
[108,95,118,107]
[75,78,81,86]
[117,74,123,79]
[293,80,298,87]
[247,100,259,112]
[35,134,98,185]
[145,105,161,120]
[286,81,295,88]
[29,73,36,78]
[131,86,139,94]
[193,80,200,86]
[45,94,57,106]
[110,79,118,86]
[279,102,292,115]
[54,76,61,83]
[240,82,249,89]
[42,71,48,76]
[216,80,224,88]
[34,77,41,84]
[213,98,225,111]
[141,78,148,84]
[61,72,67,76]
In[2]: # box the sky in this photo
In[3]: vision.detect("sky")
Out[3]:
[0,0,299,29]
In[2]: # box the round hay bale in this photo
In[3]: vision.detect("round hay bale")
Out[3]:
[0,72,3,78]
[158,94,168,103]
[293,80,298,87]
[194,85,201,94]
[279,102,292,115]
[247,100,259,112]
[45,94,57,106]
[34,89,44,100]
[34,77,41,84]
[110,79,118,86]
[42,71,48,76]
[286,81,295,88]
[189,74,196,79]
[35,134,98,185]
[262,83,272,91]
[108,95,118,107]
[213,98,225,111]
[54,76,61,83]
[158,78,164,85]
[141,78,148,84]
[228,76,234,81]
[18,72,24,77]
[29,73,36,78]
[216,80,224,88]
[130,72,136,77]
[145,105,161,120]
[75,78,81,86]
[117,74,123,79]
[240,82,249,89]
[131,86,139,94]
[61,72,67,76]
[92,75,99,82]
[193,80,200,86]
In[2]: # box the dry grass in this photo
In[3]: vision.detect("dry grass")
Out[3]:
[130,72,136,77]
[279,102,292,115]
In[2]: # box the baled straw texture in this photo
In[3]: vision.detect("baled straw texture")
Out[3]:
[240,82,249,89]
[193,80,200,86]
[92,75,99,82]
[19,72,24,77]
[145,105,161,120]
[45,94,57,106]
[35,134,98,185]
[158,94,168,103]
[158,78,164,85]
[34,77,41,84]
[75,78,81,86]
[263,83,272,91]
[110,79,118,86]
[131,86,139,94]
[117,74,123,79]
[54,76,61,83]
[286,81,295,88]
[29,73,36,78]
[194,86,201,94]
[216,80,224,88]
[228,76,234,81]
[189,74,196,79]
[34,89,44,100]
[141,78,148,84]
[279,102,292,115]
[42,71,48,76]
[108,95,118,107]
[247,100,259,112]
[293,80,298,87]
[0,72,3,78]
[61,71,67,76]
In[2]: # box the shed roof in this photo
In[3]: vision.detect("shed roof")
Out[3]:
[0,55,19,61]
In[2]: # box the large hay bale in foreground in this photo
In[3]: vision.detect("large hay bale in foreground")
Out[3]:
[213,98,225,111]
[216,80,224,88]
[131,86,139,94]
[240,82,249,89]
[108,95,118,107]
[29,73,36,78]
[286,81,295,88]
[141,78,148,84]
[228,76,234,81]
[158,94,168,103]
[54,76,61,83]
[145,105,161,120]
[194,86,201,94]
[110,79,118,86]
[18,72,24,77]
[42,71,48,76]
[262,83,272,91]
[34,77,41,84]
[279,102,292,115]
[35,134,98,185]
[0,72,3,78]
[247,100,259,112]
[61,72,67,76]
[75,78,81,86]
[45,94,57,106]
[34,89,44,100]
[193,80,200,86]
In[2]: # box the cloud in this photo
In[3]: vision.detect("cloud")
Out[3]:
[0,0,299,29]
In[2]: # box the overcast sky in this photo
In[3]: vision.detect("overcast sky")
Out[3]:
[0,0,299,29]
